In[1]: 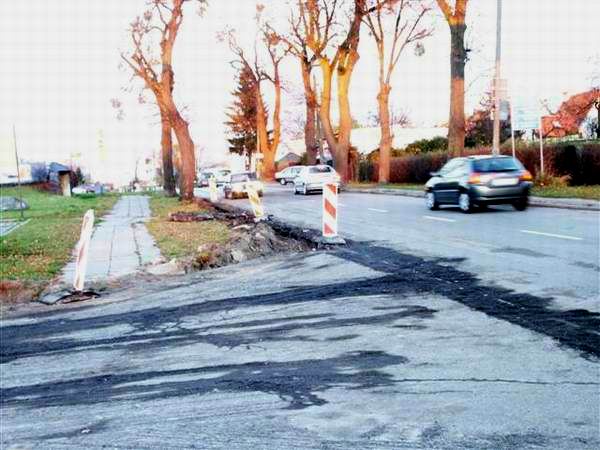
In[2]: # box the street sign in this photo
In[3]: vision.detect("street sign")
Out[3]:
[512,101,540,131]
[494,78,508,100]
[499,100,510,121]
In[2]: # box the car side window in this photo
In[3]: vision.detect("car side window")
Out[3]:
[439,159,461,175]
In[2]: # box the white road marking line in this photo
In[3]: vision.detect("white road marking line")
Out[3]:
[368,208,388,213]
[520,229,583,241]
[423,215,456,223]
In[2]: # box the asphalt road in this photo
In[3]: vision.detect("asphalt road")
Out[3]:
[206,184,600,314]
[1,186,598,449]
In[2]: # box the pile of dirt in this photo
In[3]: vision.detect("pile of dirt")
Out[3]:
[190,221,313,271]
[0,281,45,312]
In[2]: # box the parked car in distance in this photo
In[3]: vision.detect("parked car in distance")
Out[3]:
[197,171,212,187]
[214,169,231,186]
[275,166,303,185]
[424,155,533,213]
[293,165,340,195]
[223,172,264,199]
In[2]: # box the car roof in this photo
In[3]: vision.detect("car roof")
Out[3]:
[466,154,512,160]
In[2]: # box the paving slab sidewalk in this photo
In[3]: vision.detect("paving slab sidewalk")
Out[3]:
[62,195,161,283]
[344,186,600,211]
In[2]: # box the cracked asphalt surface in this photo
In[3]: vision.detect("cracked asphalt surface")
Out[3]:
[1,187,599,449]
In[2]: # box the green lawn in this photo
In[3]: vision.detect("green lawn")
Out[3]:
[531,185,600,200]
[147,194,230,259]
[348,182,600,200]
[1,187,118,281]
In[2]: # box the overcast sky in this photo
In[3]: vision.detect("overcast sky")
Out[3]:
[0,0,597,184]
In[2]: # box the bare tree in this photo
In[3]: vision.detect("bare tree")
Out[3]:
[274,1,339,165]
[121,0,204,201]
[435,0,469,156]
[364,0,432,183]
[302,0,396,182]
[222,19,286,181]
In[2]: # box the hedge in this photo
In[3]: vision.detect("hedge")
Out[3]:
[358,142,600,186]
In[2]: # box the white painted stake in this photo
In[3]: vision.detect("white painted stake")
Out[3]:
[73,209,94,292]
[246,184,264,219]
[208,177,218,203]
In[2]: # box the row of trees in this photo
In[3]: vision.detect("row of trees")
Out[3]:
[122,0,472,198]
[224,0,471,184]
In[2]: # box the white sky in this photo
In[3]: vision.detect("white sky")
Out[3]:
[0,0,598,184]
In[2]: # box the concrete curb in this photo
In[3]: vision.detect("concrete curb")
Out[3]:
[344,187,600,211]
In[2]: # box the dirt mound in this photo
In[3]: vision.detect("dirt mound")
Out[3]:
[192,222,312,270]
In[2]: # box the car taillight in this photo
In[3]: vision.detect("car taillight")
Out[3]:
[468,173,482,184]
[520,170,533,182]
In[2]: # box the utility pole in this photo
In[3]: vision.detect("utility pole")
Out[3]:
[594,97,600,139]
[492,0,503,155]
[12,124,24,220]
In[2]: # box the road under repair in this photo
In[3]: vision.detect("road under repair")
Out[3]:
[1,231,598,448]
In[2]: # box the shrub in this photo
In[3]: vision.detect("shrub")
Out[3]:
[389,151,449,183]
[580,144,600,185]
[360,142,599,185]
[535,173,571,188]
[358,160,376,182]
[404,136,448,154]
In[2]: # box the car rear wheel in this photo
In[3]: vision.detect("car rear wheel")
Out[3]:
[458,192,472,213]
[513,198,528,211]
[425,192,439,210]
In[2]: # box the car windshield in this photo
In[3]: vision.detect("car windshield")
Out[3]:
[309,166,330,174]
[473,158,522,173]
[231,173,256,183]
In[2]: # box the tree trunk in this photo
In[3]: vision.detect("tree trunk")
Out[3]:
[160,110,177,196]
[166,101,196,201]
[377,85,392,184]
[318,60,338,157]
[336,68,352,182]
[301,60,318,164]
[448,23,467,156]
[255,86,273,180]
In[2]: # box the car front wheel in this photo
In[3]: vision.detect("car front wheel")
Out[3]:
[425,192,439,210]
[458,192,472,213]
[513,197,528,211]
[280,179,286,185]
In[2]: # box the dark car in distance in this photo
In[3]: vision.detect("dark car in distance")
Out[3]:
[424,155,533,213]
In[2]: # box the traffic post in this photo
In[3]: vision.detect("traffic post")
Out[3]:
[322,183,338,238]
[73,209,94,292]
[246,184,265,220]
[208,177,218,203]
